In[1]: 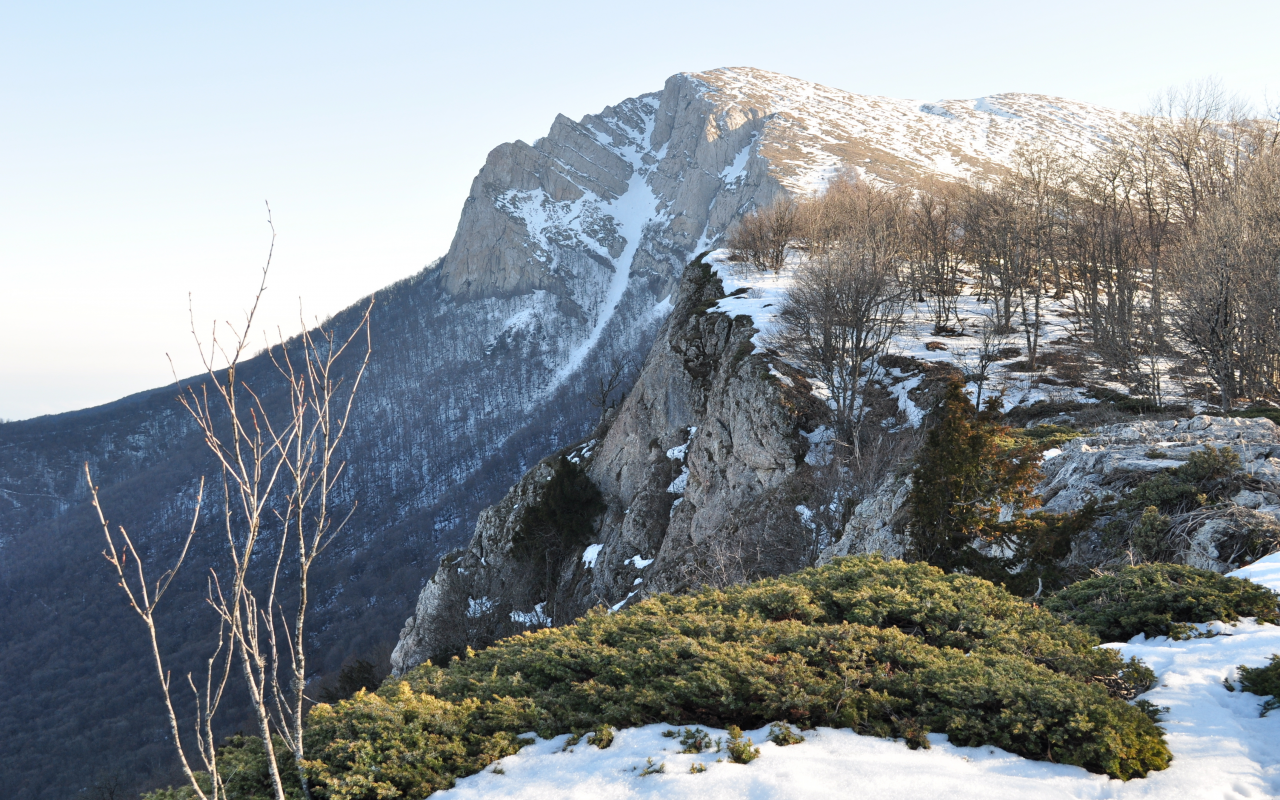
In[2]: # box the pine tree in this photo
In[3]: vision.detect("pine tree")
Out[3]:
[906,381,1044,581]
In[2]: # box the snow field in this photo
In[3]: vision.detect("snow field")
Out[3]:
[697,68,1134,196]
[435,554,1280,799]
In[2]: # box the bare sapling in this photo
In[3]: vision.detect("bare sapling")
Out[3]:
[587,354,632,425]
[87,468,233,800]
[952,311,1014,409]
[264,294,373,799]
[90,204,373,800]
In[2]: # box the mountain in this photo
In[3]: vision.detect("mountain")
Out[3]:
[0,67,1134,796]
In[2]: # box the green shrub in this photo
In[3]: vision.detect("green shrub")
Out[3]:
[1044,563,1280,641]
[143,734,305,800]
[588,724,615,749]
[1221,407,1280,426]
[320,659,385,704]
[724,725,760,764]
[1120,446,1243,517]
[304,686,537,800]
[304,557,1170,796]
[910,382,1092,593]
[142,782,206,800]
[1099,446,1253,563]
[664,726,714,753]
[768,722,805,746]
[1177,445,1242,484]
[1234,655,1280,716]
[1005,424,1083,451]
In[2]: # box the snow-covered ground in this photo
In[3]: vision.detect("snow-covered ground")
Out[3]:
[707,250,1201,423]
[696,67,1136,195]
[435,553,1280,799]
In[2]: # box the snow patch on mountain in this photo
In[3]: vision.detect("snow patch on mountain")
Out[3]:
[548,109,665,394]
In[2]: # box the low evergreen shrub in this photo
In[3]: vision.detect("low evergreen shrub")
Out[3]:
[1044,563,1280,641]
[664,726,714,753]
[768,721,805,746]
[303,557,1170,797]
[142,734,305,800]
[320,659,384,704]
[1003,423,1082,451]
[1233,655,1280,715]
[724,725,760,764]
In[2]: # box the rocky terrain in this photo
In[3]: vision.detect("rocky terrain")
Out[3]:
[824,414,1280,573]
[392,254,835,670]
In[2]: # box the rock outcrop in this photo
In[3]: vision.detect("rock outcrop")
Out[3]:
[818,476,913,564]
[820,414,1280,575]
[391,255,832,673]
[1038,415,1280,513]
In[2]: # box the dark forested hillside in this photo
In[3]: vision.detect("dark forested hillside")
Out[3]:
[0,263,656,798]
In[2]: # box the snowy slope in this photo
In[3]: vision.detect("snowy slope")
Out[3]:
[708,246,1220,424]
[695,67,1135,195]
[435,554,1280,800]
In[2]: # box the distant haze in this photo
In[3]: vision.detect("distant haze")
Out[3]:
[2,0,1277,420]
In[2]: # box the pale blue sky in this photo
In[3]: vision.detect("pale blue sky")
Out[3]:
[2,0,1277,420]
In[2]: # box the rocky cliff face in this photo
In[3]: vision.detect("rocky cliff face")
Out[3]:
[391,255,832,672]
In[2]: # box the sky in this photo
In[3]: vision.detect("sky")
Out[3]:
[2,1,1277,421]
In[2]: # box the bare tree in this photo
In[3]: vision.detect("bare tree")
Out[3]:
[909,182,964,335]
[951,311,1014,409]
[794,172,859,257]
[960,180,1023,334]
[1009,143,1070,371]
[90,207,373,800]
[587,355,632,424]
[770,183,909,449]
[1066,141,1145,375]
[1169,147,1280,409]
[262,299,372,797]
[88,469,224,798]
[727,195,797,271]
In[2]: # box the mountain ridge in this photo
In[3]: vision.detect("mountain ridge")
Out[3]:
[0,67,1137,797]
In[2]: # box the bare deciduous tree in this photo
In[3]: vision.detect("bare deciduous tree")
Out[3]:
[588,355,633,424]
[951,311,1014,409]
[909,181,965,335]
[727,195,798,271]
[770,183,909,449]
[89,207,373,800]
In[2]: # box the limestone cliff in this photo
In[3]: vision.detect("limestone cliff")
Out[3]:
[391,255,831,673]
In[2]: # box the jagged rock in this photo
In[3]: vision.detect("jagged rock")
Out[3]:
[392,256,832,674]
[815,415,1280,576]
[818,477,912,563]
[1039,415,1280,514]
